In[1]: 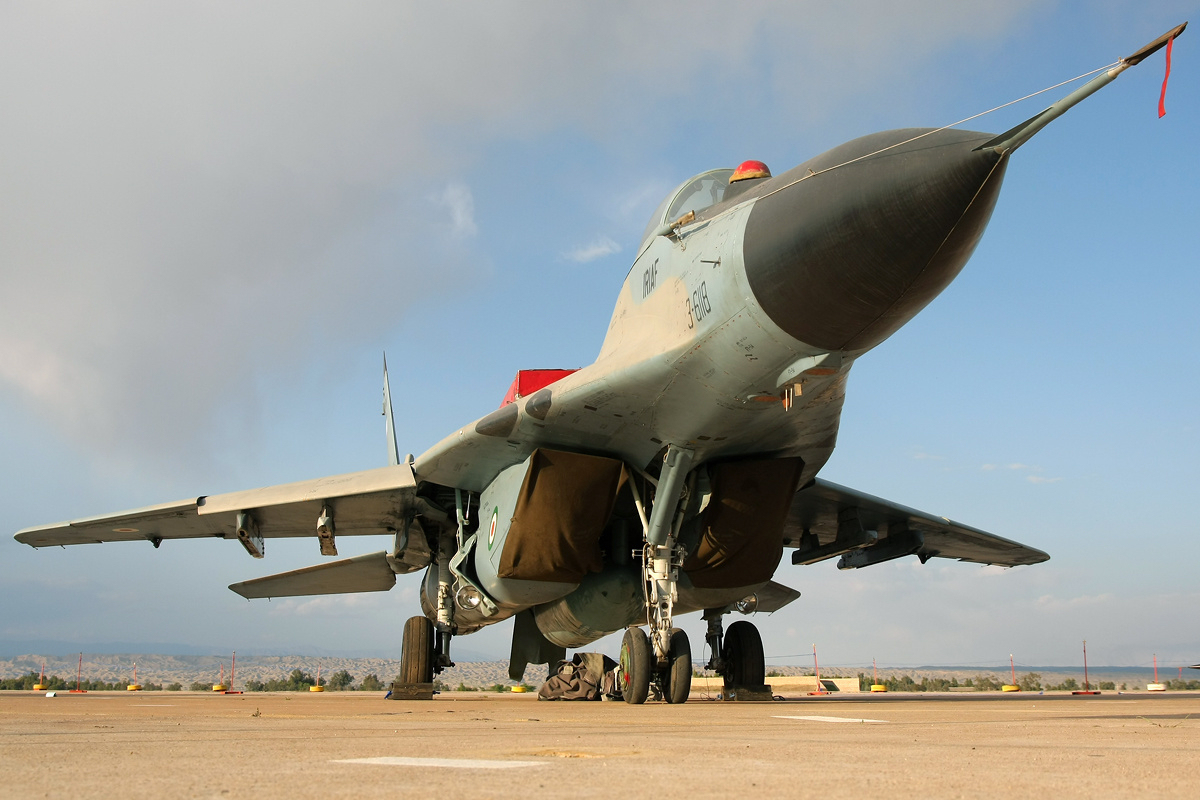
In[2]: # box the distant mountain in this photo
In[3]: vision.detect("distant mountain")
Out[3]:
[0,652,519,687]
[0,640,223,657]
[0,639,499,662]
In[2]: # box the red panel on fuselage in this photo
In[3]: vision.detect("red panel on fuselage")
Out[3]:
[501,369,578,407]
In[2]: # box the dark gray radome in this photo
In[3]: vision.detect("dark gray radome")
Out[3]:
[743,128,1008,352]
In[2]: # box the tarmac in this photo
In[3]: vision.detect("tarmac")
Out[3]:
[2,690,1197,798]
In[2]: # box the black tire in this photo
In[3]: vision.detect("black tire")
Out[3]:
[721,620,764,691]
[400,616,434,684]
[662,628,691,705]
[619,626,651,705]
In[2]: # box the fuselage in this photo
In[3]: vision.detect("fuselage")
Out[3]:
[416,127,1010,493]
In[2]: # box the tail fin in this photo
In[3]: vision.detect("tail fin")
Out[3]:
[383,354,400,467]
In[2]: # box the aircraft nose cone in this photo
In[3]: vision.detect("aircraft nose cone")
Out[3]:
[743,129,1009,352]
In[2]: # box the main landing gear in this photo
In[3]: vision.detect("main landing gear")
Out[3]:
[717,619,765,693]
[400,616,454,686]
[704,609,766,693]
[400,506,464,688]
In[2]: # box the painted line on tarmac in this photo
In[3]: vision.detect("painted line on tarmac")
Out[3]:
[334,757,545,769]
[774,715,887,724]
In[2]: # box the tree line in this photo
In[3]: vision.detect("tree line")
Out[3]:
[855,672,1200,692]
[0,669,379,692]
[242,669,386,692]
[0,672,173,691]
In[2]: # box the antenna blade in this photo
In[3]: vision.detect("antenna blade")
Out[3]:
[383,354,400,467]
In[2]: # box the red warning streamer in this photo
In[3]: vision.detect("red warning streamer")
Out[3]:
[1159,35,1175,118]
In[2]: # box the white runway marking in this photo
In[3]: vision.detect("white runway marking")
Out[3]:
[774,715,887,724]
[334,756,545,769]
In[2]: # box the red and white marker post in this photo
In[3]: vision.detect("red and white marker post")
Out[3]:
[1071,640,1101,695]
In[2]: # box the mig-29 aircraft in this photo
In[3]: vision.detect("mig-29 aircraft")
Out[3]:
[15,25,1186,704]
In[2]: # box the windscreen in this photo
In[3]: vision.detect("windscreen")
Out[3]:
[640,168,734,247]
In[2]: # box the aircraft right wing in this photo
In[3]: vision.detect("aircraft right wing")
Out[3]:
[13,463,421,560]
[784,478,1049,569]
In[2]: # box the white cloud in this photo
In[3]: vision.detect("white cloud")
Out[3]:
[0,0,1043,469]
[565,236,621,263]
[1035,592,1114,611]
[434,183,478,238]
[270,593,391,617]
[980,462,1061,482]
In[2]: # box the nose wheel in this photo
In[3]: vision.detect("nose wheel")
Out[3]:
[619,627,651,704]
[619,625,691,704]
[659,628,692,704]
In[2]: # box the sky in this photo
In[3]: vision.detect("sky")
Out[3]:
[1,1,1197,672]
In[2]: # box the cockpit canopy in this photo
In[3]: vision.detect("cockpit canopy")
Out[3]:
[640,168,734,247]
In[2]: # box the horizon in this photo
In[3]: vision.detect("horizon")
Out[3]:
[1,641,1195,674]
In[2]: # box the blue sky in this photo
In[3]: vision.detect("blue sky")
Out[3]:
[1,1,1196,671]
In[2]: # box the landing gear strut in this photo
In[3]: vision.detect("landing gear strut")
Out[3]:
[620,446,694,704]
[400,499,464,688]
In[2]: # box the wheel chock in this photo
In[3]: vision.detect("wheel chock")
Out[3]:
[389,681,434,700]
[718,684,773,701]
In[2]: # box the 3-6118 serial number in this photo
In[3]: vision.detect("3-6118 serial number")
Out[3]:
[686,281,711,329]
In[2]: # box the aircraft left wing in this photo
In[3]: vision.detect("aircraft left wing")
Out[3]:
[785,478,1048,569]
[14,463,418,558]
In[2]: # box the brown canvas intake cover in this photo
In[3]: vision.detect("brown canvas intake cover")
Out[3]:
[683,457,805,589]
[499,449,624,583]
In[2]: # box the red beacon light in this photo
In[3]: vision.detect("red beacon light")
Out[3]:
[730,160,771,183]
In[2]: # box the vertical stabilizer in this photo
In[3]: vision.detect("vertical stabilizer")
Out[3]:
[383,354,401,467]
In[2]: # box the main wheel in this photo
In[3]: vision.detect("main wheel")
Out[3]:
[619,626,651,705]
[661,628,691,705]
[400,616,434,684]
[721,620,764,691]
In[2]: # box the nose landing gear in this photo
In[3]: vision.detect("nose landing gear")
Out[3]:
[618,446,696,705]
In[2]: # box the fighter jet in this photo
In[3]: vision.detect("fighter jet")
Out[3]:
[14,24,1186,704]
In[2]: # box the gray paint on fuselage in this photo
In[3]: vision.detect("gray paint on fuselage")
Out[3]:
[415,176,855,491]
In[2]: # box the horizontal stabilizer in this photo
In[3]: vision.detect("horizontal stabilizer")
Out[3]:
[229,551,397,599]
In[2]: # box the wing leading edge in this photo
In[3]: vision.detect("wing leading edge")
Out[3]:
[14,463,418,554]
[785,479,1048,569]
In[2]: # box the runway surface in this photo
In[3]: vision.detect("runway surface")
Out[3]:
[2,690,1197,798]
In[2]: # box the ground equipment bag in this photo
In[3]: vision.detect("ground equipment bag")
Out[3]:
[537,652,617,701]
